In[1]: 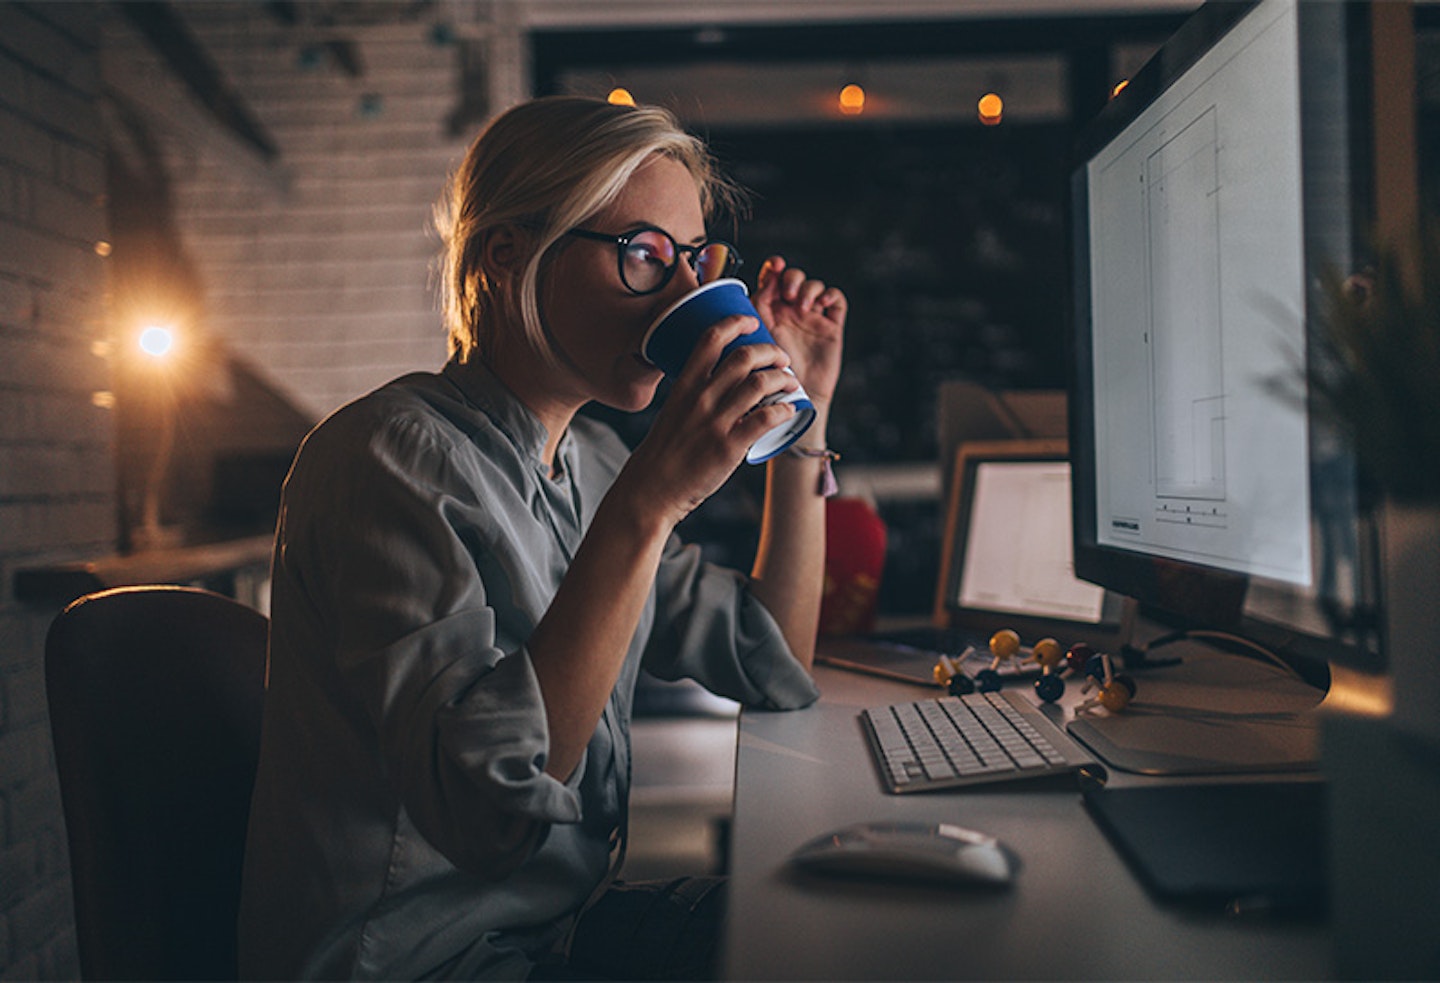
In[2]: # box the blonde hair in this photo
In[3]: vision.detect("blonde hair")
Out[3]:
[435,96,745,364]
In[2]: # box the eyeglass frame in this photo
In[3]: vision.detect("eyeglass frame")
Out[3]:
[563,226,743,296]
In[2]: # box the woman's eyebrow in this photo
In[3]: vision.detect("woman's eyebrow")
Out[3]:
[620,220,707,246]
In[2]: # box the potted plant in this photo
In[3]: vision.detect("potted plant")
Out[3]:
[1307,223,1440,505]
[1307,222,1440,745]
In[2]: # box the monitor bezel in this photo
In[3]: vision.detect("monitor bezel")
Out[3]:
[1066,0,1385,676]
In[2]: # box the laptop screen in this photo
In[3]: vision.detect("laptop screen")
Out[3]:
[954,460,1106,623]
[935,440,1125,644]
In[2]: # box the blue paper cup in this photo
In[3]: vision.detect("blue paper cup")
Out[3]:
[641,278,816,464]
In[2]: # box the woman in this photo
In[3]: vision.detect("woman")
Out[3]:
[238,95,846,980]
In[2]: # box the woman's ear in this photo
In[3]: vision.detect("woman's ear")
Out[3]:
[479,225,524,279]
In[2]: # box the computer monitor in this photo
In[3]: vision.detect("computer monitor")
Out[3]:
[1068,0,1383,688]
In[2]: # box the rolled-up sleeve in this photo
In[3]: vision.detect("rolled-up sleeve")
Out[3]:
[640,534,820,710]
[281,411,582,878]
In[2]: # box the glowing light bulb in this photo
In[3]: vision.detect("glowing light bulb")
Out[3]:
[978,92,1003,126]
[838,83,865,116]
[1111,79,1130,99]
[138,325,175,359]
[607,88,635,106]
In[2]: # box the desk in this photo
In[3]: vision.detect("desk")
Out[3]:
[723,664,1331,980]
[13,533,273,609]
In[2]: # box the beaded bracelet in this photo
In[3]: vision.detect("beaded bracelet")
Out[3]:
[788,446,841,497]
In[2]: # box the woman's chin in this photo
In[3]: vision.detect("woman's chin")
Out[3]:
[632,361,665,398]
[626,385,663,413]
[603,373,663,414]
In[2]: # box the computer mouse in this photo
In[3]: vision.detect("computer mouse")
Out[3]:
[788,820,1017,887]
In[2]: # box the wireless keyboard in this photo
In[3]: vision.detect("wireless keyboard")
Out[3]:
[861,691,1096,793]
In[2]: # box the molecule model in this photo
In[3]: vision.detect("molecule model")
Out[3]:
[1075,652,1137,716]
[976,629,1021,692]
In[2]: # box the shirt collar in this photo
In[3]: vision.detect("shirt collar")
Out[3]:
[441,358,579,481]
[442,358,553,463]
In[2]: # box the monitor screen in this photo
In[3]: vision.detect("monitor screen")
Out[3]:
[1069,0,1383,676]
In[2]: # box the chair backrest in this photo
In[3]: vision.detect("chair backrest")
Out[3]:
[45,585,268,981]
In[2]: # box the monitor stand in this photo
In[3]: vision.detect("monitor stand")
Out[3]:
[1064,639,1325,776]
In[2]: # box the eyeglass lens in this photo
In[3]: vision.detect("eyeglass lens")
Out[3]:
[621,230,734,294]
[694,242,734,284]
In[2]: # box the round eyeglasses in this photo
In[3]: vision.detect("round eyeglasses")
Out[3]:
[565,226,742,296]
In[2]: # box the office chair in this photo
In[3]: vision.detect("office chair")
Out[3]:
[45,585,268,981]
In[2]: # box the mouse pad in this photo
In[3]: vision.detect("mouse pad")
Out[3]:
[1082,781,1328,915]
[1064,655,1324,775]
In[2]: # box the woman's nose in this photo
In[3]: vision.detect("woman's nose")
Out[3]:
[664,259,702,300]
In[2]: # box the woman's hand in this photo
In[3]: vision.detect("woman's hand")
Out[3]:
[620,314,800,528]
[616,257,846,531]
[751,256,846,408]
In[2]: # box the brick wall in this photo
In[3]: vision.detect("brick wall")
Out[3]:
[0,3,513,975]
[0,3,111,978]
[106,2,464,425]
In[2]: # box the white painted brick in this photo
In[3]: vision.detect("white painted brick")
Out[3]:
[190,237,438,279]
[26,3,101,65]
[0,498,112,552]
[0,50,28,116]
[2,662,47,728]
[0,275,35,329]
[0,333,66,390]
[0,217,104,290]
[0,333,106,397]
[26,179,101,244]
[0,168,30,224]
[8,389,109,445]
[0,390,36,442]
[0,9,106,980]
[51,138,104,195]
[0,724,49,787]
[0,443,111,500]
[26,72,99,145]
[0,5,80,82]
[0,170,13,221]
[0,105,53,174]
[33,285,105,341]
[183,193,445,230]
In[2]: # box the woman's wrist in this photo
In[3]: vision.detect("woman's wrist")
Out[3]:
[802,391,833,419]
[781,444,840,497]
[600,469,683,543]
[793,397,829,445]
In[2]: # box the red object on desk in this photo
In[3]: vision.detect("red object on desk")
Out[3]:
[819,497,887,636]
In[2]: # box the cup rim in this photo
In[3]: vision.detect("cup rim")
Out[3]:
[640,277,750,364]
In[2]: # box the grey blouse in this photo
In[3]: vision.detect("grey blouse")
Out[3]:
[237,360,819,980]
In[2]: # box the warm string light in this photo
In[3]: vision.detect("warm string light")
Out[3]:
[1111,79,1130,99]
[978,92,1003,126]
[600,80,1026,124]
